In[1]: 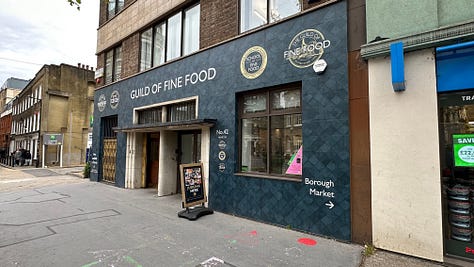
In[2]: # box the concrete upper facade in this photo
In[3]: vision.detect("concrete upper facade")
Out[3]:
[97,0,187,54]
[366,0,474,42]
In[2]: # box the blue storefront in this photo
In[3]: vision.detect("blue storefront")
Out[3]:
[91,1,351,240]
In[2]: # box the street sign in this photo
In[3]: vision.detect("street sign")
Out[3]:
[43,134,63,145]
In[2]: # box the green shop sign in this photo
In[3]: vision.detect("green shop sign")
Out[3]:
[453,134,474,167]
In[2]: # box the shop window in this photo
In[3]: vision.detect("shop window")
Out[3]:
[104,45,122,85]
[138,107,163,124]
[168,101,196,122]
[238,83,302,179]
[240,0,301,33]
[107,0,124,19]
[439,91,474,259]
[139,3,200,71]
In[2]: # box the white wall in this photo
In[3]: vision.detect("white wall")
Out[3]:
[201,127,210,201]
[369,48,443,261]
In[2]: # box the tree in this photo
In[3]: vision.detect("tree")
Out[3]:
[67,0,81,10]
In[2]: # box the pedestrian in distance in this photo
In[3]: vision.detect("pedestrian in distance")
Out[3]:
[25,150,32,166]
[14,149,22,166]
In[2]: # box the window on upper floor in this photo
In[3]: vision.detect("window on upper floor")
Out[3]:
[140,3,200,72]
[107,0,125,20]
[105,45,122,85]
[240,0,301,33]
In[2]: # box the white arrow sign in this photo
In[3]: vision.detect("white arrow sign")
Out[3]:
[325,201,334,209]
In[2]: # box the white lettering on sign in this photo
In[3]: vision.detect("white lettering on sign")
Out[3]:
[458,138,474,144]
[130,67,217,100]
[216,129,229,139]
[305,177,335,198]
[462,95,474,101]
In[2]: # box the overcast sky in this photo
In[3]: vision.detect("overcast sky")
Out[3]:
[0,0,98,86]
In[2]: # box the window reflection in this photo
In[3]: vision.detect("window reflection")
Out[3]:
[241,117,268,173]
[240,0,300,32]
[183,5,200,56]
[167,13,182,61]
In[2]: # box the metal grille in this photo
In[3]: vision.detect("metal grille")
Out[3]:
[102,139,117,183]
[102,116,118,183]
[167,101,196,122]
[138,107,162,124]
[102,116,118,138]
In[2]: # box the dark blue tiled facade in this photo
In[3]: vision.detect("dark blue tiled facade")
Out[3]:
[92,2,350,240]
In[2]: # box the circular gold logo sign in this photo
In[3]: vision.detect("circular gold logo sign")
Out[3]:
[284,29,331,68]
[110,90,120,109]
[240,46,267,79]
[97,94,106,112]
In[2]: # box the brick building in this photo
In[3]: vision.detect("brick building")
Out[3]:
[0,78,28,158]
[91,0,370,244]
[0,101,13,158]
[11,64,95,167]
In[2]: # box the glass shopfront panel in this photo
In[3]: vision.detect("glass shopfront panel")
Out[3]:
[439,90,474,261]
[438,41,474,261]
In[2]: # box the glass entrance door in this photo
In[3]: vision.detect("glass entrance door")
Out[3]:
[177,131,201,192]
[439,90,474,260]
[147,133,159,188]
[179,131,201,164]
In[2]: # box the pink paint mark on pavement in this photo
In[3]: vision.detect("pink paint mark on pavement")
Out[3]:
[298,238,317,246]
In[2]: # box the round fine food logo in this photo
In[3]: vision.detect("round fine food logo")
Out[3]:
[284,29,331,68]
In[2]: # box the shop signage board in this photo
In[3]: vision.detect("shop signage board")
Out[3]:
[42,133,64,168]
[179,163,206,208]
[43,134,63,145]
[178,163,213,220]
[453,134,474,167]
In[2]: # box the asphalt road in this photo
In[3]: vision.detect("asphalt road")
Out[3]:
[0,166,444,267]
[0,166,363,267]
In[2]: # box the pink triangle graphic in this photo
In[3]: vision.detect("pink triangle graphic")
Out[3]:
[286,146,302,175]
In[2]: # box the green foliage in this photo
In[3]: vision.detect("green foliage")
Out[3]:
[67,0,81,10]
[83,162,91,178]
[362,243,376,257]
